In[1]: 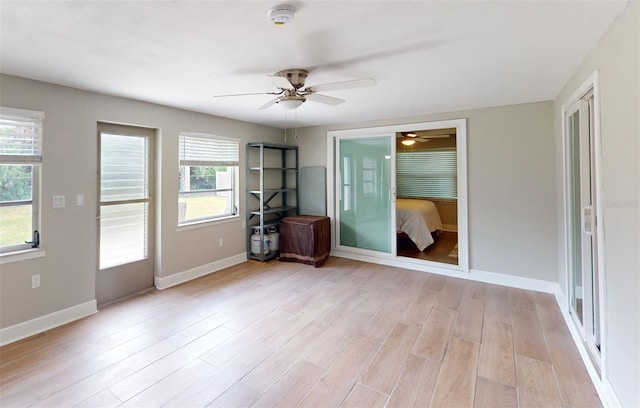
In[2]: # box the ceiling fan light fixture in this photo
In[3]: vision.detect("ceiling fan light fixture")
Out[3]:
[277,95,305,110]
[268,4,295,25]
[401,139,416,146]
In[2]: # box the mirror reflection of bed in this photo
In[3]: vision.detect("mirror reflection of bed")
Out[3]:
[396,198,458,264]
[396,128,458,265]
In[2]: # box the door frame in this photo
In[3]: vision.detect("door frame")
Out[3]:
[327,118,468,273]
[561,70,606,372]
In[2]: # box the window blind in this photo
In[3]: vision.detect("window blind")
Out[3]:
[179,133,239,167]
[396,149,457,199]
[0,108,44,164]
[100,133,148,202]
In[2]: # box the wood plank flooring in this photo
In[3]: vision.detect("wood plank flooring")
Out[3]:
[0,257,602,407]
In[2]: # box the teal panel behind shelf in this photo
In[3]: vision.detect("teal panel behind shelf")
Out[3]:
[300,166,326,216]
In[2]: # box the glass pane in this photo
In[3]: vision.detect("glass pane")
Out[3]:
[0,204,32,247]
[0,164,33,202]
[178,166,236,223]
[179,191,233,222]
[339,137,392,253]
[101,133,147,202]
[0,164,33,248]
[100,202,147,269]
[179,166,227,192]
[568,110,583,324]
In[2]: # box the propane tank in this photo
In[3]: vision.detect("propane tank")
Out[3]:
[268,227,280,252]
[251,230,270,255]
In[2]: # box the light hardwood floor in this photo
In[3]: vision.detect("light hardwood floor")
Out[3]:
[0,257,602,407]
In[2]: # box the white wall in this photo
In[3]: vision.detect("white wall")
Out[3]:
[296,101,558,282]
[0,74,288,329]
[554,1,639,406]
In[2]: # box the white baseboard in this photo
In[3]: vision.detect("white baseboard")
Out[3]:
[0,300,97,347]
[331,250,559,294]
[468,268,561,294]
[154,252,246,290]
[552,289,622,408]
[601,378,623,408]
[442,224,458,232]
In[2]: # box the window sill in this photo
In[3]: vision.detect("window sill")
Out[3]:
[0,248,46,265]
[177,215,240,232]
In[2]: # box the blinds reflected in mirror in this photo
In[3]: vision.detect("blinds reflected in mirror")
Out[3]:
[396,149,457,199]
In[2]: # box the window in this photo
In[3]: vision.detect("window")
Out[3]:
[99,125,153,269]
[178,132,239,225]
[396,149,457,199]
[362,157,377,195]
[0,107,43,253]
[342,155,352,211]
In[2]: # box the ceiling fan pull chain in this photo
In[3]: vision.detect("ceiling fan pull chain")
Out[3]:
[295,109,298,140]
[284,110,288,142]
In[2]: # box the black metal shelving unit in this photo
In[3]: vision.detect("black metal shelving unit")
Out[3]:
[246,142,299,261]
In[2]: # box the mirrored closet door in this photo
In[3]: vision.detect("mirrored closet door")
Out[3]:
[336,134,394,254]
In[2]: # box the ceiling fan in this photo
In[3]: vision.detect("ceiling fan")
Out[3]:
[399,131,452,145]
[213,69,376,110]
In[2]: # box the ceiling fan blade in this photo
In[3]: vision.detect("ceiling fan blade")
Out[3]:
[258,97,279,110]
[305,93,345,106]
[214,91,279,98]
[416,138,430,142]
[306,78,376,93]
[268,75,295,90]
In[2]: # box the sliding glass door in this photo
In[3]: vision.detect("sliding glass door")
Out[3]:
[328,119,468,273]
[336,135,394,253]
[565,91,601,358]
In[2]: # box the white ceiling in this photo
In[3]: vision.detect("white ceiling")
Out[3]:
[0,1,628,129]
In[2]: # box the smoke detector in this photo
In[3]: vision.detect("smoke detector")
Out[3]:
[268,4,295,25]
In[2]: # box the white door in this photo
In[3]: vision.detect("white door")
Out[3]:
[97,123,155,305]
[565,91,601,357]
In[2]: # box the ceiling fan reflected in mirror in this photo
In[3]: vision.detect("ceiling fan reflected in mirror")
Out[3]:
[213,69,376,110]
[399,131,452,145]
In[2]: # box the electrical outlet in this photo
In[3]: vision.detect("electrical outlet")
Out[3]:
[218,238,223,247]
[31,274,40,289]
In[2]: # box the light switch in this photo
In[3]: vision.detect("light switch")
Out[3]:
[52,195,65,208]
[76,194,84,207]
